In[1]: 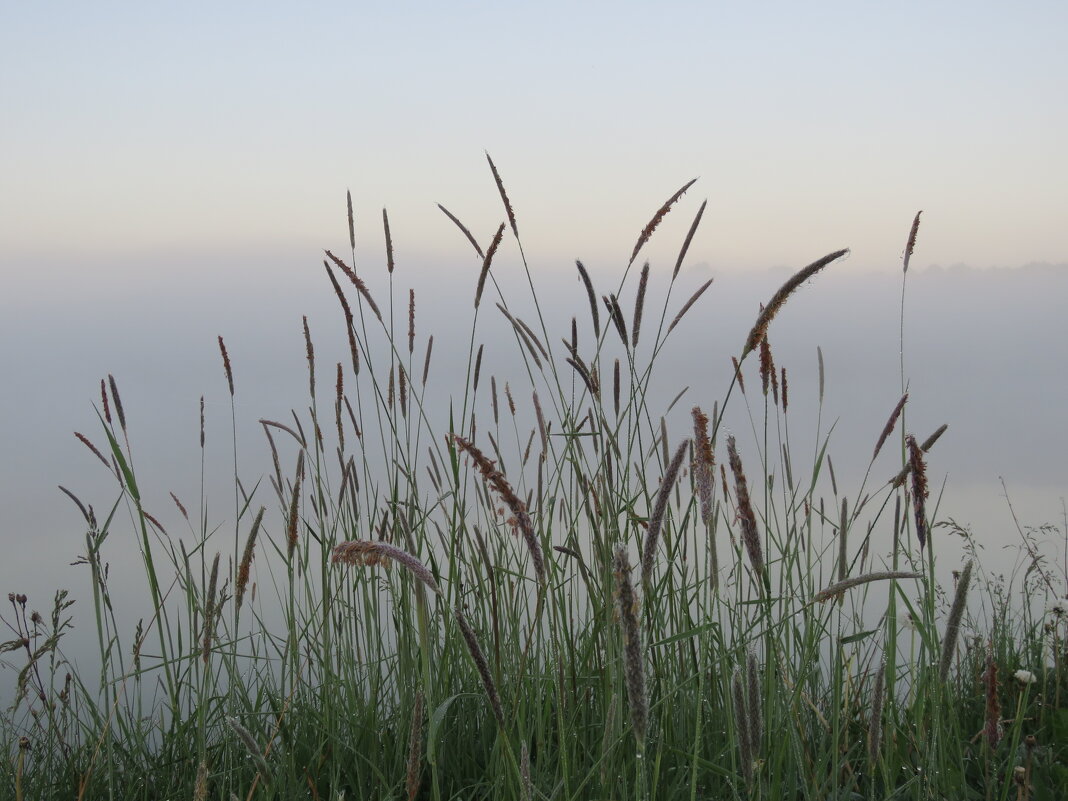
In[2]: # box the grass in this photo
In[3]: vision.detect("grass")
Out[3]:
[4,159,1068,800]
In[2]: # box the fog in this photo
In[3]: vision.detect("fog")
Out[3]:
[1,251,1066,674]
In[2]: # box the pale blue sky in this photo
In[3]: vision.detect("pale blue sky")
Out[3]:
[3,1,1067,279]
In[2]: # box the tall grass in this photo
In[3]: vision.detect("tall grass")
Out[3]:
[4,162,1068,800]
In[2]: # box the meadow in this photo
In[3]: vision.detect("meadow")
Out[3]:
[3,160,1067,800]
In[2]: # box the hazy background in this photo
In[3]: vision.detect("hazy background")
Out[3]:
[2,2,1066,656]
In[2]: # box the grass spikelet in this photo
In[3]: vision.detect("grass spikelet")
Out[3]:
[903,210,922,273]
[632,261,649,348]
[741,249,849,359]
[939,560,973,681]
[302,316,315,399]
[732,666,753,783]
[575,260,600,338]
[286,453,303,558]
[781,366,789,411]
[641,439,690,586]
[984,647,1002,748]
[453,435,545,583]
[235,506,265,610]
[100,378,111,425]
[613,359,621,417]
[759,338,775,397]
[226,717,270,782]
[673,199,707,280]
[383,208,394,274]
[873,393,908,461]
[422,335,434,385]
[533,390,547,457]
[691,406,718,583]
[520,742,532,801]
[891,424,949,487]
[74,432,112,471]
[107,373,127,431]
[811,570,923,603]
[405,691,424,801]
[214,338,235,398]
[335,362,344,449]
[437,204,484,258]
[746,649,762,749]
[399,365,408,417]
[629,177,697,267]
[731,357,746,394]
[324,249,383,321]
[603,294,628,346]
[907,435,930,550]
[332,540,441,595]
[566,356,598,398]
[666,278,714,336]
[474,223,506,308]
[727,436,764,583]
[408,289,416,354]
[454,607,506,729]
[486,152,518,238]
[346,189,355,250]
[838,497,848,584]
[193,758,208,801]
[869,660,886,763]
[201,552,220,664]
[817,345,825,404]
[473,344,484,393]
[612,547,647,748]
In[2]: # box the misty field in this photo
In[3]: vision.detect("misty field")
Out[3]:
[4,161,1067,800]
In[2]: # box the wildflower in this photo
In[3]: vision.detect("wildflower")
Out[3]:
[1013,669,1037,685]
[1047,598,1068,618]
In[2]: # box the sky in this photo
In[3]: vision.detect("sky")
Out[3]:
[1,2,1067,661]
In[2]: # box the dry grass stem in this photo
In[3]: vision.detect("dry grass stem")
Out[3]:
[629,177,697,266]
[742,249,849,358]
